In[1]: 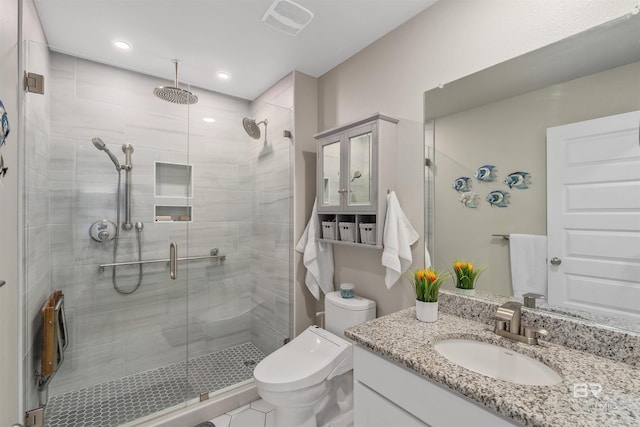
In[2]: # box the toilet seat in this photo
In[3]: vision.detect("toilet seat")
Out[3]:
[254,326,352,393]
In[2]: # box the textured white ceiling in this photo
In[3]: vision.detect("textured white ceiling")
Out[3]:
[34,0,438,100]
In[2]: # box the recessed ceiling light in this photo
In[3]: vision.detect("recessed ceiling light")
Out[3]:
[203,117,216,123]
[114,40,131,50]
[217,72,230,80]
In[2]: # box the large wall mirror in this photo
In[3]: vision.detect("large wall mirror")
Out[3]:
[424,12,640,332]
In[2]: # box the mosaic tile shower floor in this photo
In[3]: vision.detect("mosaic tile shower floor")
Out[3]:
[44,342,266,427]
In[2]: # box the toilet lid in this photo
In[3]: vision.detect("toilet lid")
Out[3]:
[253,326,351,392]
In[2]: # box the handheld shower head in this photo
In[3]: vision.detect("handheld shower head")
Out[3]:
[351,171,362,182]
[92,137,106,150]
[92,137,121,170]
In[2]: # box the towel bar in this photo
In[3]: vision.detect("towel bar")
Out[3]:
[492,234,510,240]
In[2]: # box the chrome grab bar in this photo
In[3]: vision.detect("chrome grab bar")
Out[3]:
[97,248,226,270]
[169,242,177,280]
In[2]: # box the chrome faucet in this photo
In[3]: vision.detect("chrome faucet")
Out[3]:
[493,302,548,345]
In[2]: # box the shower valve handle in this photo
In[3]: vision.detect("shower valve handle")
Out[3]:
[169,242,178,280]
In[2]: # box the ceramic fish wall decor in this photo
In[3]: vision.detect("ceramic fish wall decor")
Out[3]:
[0,99,9,147]
[459,191,479,208]
[452,177,472,192]
[486,190,510,207]
[475,165,497,182]
[504,171,531,189]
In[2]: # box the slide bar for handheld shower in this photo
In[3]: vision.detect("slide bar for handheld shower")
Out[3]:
[122,144,134,230]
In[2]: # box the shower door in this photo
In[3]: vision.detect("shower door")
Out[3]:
[23,41,195,425]
[23,41,293,426]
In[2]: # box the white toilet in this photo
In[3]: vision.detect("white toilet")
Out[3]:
[253,291,376,427]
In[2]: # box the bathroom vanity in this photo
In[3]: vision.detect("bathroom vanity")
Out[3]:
[346,309,640,427]
[354,343,518,426]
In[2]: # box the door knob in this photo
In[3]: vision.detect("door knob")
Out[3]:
[550,257,562,266]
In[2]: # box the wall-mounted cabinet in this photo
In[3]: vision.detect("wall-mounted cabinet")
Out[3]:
[154,162,193,222]
[315,113,398,248]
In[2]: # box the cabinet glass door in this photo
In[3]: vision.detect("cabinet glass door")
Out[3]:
[321,140,342,207]
[348,131,372,207]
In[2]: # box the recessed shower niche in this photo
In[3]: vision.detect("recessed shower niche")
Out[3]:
[154,161,193,222]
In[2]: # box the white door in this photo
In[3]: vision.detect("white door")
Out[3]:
[547,110,640,319]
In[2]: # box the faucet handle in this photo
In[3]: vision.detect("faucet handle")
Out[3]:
[523,293,545,308]
[524,326,548,339]
[490,317,508,331]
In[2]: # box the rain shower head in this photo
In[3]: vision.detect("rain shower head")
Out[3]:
[92,137,121,170]
[153,60,198,105]
[242,117,268,140]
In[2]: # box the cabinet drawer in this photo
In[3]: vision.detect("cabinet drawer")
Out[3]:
[355,381,428,427]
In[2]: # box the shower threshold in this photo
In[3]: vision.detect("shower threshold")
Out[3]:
[44,342,265,427]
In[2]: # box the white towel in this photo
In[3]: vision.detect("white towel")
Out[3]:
[295,199,334,300]
[509,234,548,298]
[424,241,432,269]
[382,191,419,289]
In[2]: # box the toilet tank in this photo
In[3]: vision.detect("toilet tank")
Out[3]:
[325,291,376,338]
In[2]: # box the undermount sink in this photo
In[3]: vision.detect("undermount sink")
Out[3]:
[434,339,562,386]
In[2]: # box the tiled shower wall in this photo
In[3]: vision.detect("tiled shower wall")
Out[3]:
[248,75,294,355]
[28,50,293,398]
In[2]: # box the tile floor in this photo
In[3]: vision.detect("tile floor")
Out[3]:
[45,342,265,427]
[208,399,275,427]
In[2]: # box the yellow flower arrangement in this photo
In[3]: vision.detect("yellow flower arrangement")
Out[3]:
[453,261,486,290]
[405,268,449,302]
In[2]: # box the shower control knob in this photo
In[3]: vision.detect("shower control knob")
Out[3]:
[90,219,117,242]
[550,257,562,266]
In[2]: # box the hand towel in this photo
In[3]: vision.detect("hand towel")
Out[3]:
[424,241,432,269]
[295,199,334,300]
[382,191,419,289]
[509,234,548,298]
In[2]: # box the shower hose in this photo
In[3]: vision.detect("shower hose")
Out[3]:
[111,169,143,294]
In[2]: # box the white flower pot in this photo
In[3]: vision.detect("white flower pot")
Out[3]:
[455,287,476,296]
[415,300,438,323]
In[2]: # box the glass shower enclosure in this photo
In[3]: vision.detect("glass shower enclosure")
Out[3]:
[22,41,292,426]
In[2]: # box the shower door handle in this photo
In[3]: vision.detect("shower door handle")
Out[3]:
[169,242,178,280]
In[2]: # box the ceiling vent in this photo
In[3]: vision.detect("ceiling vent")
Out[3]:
[262,0,314,37]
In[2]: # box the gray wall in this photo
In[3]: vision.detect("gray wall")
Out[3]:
[292,71,319,336]
[316,0,636,317]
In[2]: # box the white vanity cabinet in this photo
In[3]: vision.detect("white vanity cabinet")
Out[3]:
[315,113,398,248]
[353,345,520,427]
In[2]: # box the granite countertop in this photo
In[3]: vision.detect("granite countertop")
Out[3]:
[345,309,640,427]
